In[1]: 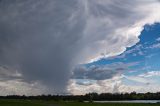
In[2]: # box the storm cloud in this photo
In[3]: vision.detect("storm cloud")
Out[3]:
[0,0,160,94]
[72,62,134,80]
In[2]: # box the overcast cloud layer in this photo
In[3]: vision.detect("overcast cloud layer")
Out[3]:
[0,0,160,95]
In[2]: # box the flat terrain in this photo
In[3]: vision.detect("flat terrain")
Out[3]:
[0,99,160,106]
[0,99,48,106]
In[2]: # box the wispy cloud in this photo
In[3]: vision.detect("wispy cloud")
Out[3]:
[156,37,160,41]
[148,43,160,49]
[139,71,160,77]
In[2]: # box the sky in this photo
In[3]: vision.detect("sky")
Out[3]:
[0,0,160,95]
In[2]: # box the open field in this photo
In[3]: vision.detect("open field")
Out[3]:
[0,100,160,106]
[0,99,48,106]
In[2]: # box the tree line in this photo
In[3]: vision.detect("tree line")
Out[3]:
[0,92,160,101]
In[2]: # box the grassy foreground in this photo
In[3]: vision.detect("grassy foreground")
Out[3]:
[0,99,160,106]
[0,99,47,106]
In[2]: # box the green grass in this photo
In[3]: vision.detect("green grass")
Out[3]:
[0,99,48,106]
[0,99,160,106]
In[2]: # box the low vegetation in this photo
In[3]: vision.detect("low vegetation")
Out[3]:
[0,99,160,106]
[0,92,160,106]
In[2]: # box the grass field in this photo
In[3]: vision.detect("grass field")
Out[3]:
[0,99,48,106]
[0,99,160,106]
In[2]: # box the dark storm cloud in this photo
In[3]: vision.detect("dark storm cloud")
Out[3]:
[0,0,86,93]
[72,62,135,80]
[73,66,121,80]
